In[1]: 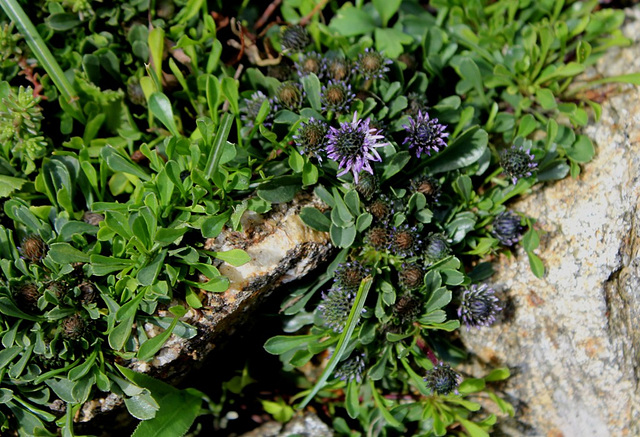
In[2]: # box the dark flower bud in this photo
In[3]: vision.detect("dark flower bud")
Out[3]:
[365,227,388,250]
[78,282,97,305]
[367,194,394,223]
[356,48,391,80]
[267,64,292,81]
[410,176,441,204]
[500,145,537,184]
[241,91,273,129]
[293,118,328,162]
[318,287,355,333]
[334,261,370,291]
[398,263,424,290]
[15,283,40,312]
[334,353,366,383]
[355,172,379,201]
[389,224,422,258]
[405,92,429,117]
[321,80,354,113]
[20,235,46,263]
[61,314,87,340]
[324,57,351,82]
[492,210,523,246]
[295,52,323,77]
[424,233,450,263]
[131,150,147,164]
[425,362,461,395]
[275,81,304,111]
[393,293,422,324]
[280,25,310,52]
[458,283,502,330]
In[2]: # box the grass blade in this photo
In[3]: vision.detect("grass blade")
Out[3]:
[204,112,234,181]
[297,276,373,409]
[0,0,84,122]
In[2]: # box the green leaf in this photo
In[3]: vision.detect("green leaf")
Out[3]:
[210,249,251,266]
[459,418,490,437]
[565,135,595,163]
[48,242,90,264]
[264,334,322,355]
[101,146,150,181]
[300,207,331,232]
[457,58,487,105]
[201,211,231,238]
[298,277,373,409]
[204,113,234,181]
[345,379,360,419]
[329,5,376,37]
[373,0,401,27]
[149,93,180,137]
[426,127,488,174]
[381,151,411,181]
[330,224,356,248]
[221,77,239,115]
[0,175,27,198]
[257,176,301,203]
[125,392,160,420]
[137,250,167,286]
[485,367,510,382]
[137,314,181,362]
[527,251,545,278]
[535,88,557,110]
[374,28,413,59]
[301,74,322,111]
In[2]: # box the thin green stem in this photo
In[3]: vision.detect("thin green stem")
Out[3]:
[0,0,85,122]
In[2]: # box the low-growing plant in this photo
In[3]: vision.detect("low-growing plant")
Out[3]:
[0,0,638,436]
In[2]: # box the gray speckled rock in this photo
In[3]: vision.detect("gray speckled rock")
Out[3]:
[461,7,640,437]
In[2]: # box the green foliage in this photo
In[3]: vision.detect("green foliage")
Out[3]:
[0,0,633,435]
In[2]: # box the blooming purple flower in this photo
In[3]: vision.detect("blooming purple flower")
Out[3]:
[457,283,502,330]
[334,353,366,383]
[402,110,449,158]
[500,145,538,184]
[318,286,356,333]
[492,210,523,246]
[326,112,388,183]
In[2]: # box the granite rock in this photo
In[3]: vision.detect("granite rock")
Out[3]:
[460,7,640,437]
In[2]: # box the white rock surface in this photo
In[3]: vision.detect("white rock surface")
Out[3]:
[461,7,640,437]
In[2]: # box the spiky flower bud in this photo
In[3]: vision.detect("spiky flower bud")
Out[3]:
[367,195,394,223]
[334,261,370,291]
[267,64,292,81]
[280,25,310,52]
[78,282,97,305]
[275,81,304,111]
[405,92,429,118]
[324,57,351,82]
[500,145,537,184]
[295,52,323,77]
[355,172,378,201]
[365,227,388,250]
[458,283,502,330]
[425,362,461,395]
[355,48,391,80]
[19,235,47,263]
[393,294,422,324]
[293,118,328,162]
[334,353,366,383]
[15,283,40,312]
[318,287,356,333]
[389,225,422,258]
[61,314,87,340]
[424,233,450,264]
[321,80,354,113]
[403,111,449,158]
[398,263,424,290]
[241,91,272,128]
[410,176,441,204]
[492,211,523,246]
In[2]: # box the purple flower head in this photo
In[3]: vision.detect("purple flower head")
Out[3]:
[500,145,538,184]
[280,24,310,53]
[334,352,366,383]
[457,283,502,330]
[19,235,47,263]
[318,286,356,333]
[241,91,271,128]
[293,117,328,162]
[334,260,371,291]
[295,52,324,78]
[424,362,462,395]
[402,110,449,158]
[321,80,355,113]
[355,48,392,80]
[326,112,388,183]
[492,210,523,246]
